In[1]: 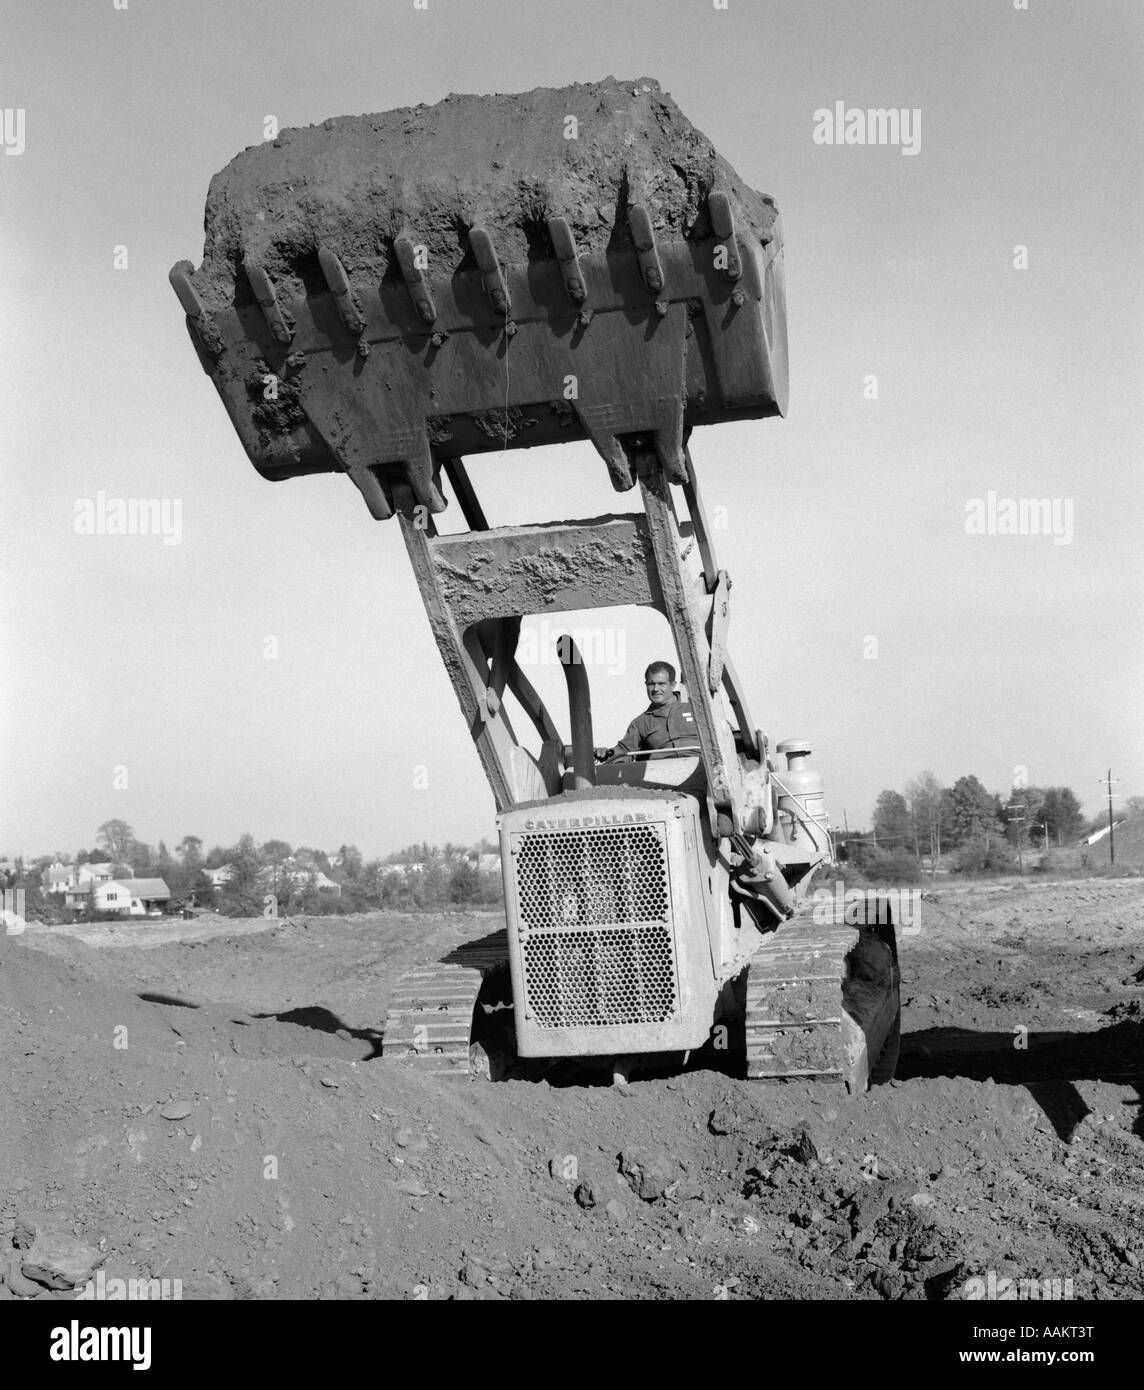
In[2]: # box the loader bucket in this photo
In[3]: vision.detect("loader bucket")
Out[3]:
[170,78,788,519]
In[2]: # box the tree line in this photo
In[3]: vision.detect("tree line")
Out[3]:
[844,772,1114,881]
[9,821,503,921]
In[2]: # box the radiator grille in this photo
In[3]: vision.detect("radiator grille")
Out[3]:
[512,824,677,1028]
[515,825,669,931]
[522,924,676,1027]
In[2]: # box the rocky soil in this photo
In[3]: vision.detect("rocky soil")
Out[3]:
[194,77,777,309]
[2,879,1142,1301]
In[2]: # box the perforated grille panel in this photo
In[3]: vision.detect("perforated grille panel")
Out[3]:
[512,824,678,1028]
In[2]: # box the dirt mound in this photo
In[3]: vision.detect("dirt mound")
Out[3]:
[193,77,778,310]
[3,884,1143,1300]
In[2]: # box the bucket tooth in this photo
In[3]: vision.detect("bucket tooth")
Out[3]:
[401,434,447,513]
[244,259,294,345]
[653,424,688,485]
[546,216,587,304]
[393,237,438,324]
[317,245,366,334]
[572,405,636,491]
[469,227,511,317]
[346,466,394,521]
[707,192,742,281]
[708,191,735,241]
[168,261,225,357]
[628,205,665,295]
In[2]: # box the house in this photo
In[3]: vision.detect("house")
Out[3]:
[1084,821,1124,846]
[65,880,126,912]
[205,864,234,890]
[476,852,502,875]
[65,878,171,915]
[120,879,172,914]
[44,863,72,895]
[49,861,124,896]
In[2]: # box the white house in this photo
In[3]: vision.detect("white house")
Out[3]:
[65,878,171,915]
[65,880,128,913]
[48,861,121,896]
[205,864,235,890]
[44,863,72,895]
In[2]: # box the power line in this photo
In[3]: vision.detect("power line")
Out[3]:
[1098,768,1121,865]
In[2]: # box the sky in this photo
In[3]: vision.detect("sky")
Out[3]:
[1,0,1141,861]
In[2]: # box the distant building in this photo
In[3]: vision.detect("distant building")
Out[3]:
[120,879,172,913]
[205,864,235,890]
[1085,821,1125,846]
[44,863,73,894]
[476,852,502,875]
[51,862,123,897]
[65,878,170,915]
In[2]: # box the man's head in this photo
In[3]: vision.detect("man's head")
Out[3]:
[644,661,676,707]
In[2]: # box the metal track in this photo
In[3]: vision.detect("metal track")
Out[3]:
[380,929,509,1079]
[745,915,893,1092]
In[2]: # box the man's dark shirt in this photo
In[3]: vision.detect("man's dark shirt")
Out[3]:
[614,696,699,754]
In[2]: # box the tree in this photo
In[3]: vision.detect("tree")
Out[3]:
[449,858,480,904]
[217,833,263,915]
[336,845,363,881]
[1001,786,1044,846]
[97,819,134,864]
[872,791,912,851]
[294,846,331,873]
[126,840,155,874]
[904,771,945,866]
[259,840,294,902]
[1036,787,1085,846]
[176,836,203,867]
[947,776,997,845]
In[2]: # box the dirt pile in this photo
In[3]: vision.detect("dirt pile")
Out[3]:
[193,77,778,309]
[2,882,1142,1300]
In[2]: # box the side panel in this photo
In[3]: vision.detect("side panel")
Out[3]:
[499,797,718,1056]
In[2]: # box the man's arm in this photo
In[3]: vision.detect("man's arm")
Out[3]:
[612,717,645,756]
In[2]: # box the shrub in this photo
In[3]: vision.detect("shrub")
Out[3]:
[950,836,1016,876]
[851,847,922,884]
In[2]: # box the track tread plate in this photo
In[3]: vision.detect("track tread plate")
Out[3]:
[381,929,509,1078]
[745,916,861,1083]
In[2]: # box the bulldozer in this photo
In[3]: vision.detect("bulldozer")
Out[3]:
[170,78,900,1093]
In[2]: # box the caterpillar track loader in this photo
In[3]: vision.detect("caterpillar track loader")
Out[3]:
[171,79,900,1092]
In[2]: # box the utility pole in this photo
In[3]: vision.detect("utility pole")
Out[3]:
[1099,769,1120,866]
[1041,821,1050,852]
[1005,807,1027,874]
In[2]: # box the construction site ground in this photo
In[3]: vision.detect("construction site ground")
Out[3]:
[2,878,1142,1301]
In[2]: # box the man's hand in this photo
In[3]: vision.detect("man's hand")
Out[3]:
[594,746,615,762]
